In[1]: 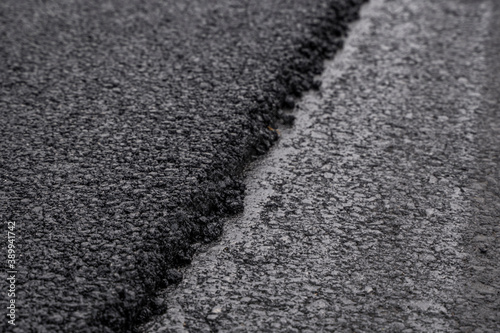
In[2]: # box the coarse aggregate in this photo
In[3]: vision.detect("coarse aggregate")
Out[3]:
[0,0,366,332]
[141,0,500,332]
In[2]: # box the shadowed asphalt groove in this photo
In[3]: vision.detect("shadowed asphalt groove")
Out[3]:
[0,0,365,332]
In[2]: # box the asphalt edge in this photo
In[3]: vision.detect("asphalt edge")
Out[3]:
[87,1,368,331]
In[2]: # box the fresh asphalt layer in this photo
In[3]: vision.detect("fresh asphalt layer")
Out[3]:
[141,0,500,332]
[0,0,366,332]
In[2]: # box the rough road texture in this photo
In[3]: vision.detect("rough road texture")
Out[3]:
[141,0,500,332]
[0,1,366,332]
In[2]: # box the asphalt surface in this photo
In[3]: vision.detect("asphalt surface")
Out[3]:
[0,0,366,332]
[141,0,500,332]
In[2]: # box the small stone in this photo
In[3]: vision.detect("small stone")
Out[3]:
[207,314,218,321]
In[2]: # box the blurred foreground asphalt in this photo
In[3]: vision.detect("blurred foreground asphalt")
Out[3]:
[0,0,365,332]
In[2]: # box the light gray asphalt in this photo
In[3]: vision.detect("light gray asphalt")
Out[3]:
[141,0,500,331]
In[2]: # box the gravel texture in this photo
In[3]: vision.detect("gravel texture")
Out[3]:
[0,0,365,332]
[141,0,500,332]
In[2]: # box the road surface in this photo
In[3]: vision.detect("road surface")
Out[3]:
[141,0,500,331]
[0,0,364,332]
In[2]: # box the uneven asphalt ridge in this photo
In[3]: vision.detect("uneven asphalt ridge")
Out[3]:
[141,0,500,332]
[0,0,366,332]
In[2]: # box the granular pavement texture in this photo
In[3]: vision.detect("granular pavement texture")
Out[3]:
[0,0,365,332]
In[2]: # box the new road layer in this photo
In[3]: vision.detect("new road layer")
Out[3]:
[0,0,365,332]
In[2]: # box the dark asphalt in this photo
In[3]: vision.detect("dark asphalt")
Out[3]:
[0,0,365,332]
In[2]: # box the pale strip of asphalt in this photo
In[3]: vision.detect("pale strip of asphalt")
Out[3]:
[142,0,500,331]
